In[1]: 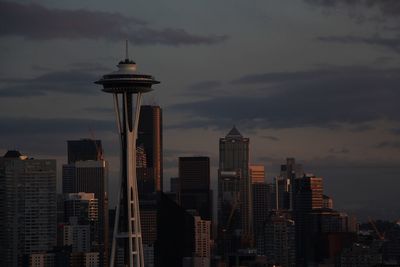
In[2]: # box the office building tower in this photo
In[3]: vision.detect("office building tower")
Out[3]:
[193,216,211,267]
[140,198,158,267]
[67,139,103,164]
[273,176,291,210]
[179,157,212,220]
[293,175,323,265]
[218,126,252,255]
[64,192,99,224]
[170,177,179,193]
[137,105,163,194]
[323,194,333,209]
[252,182,272,253]
[263,212,296,267]
[280,158,303,210]
[63,193,99,254]
[0,151,57,267]
[339,243,383,267]
[155,193,195,267]
[249,165,265,184]
[62,143,109,267]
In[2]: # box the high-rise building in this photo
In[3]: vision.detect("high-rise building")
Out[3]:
[137,105,163,194]
[67,139,103,164]
[179,157,212,220]
[193,216,211,267]
[263,212,296,267]
[63,193,99,254]
[293,175,324,265]
[249,165,265,184]
[0,151,57,267]
[273,176,291,210]
[62,141,109,267]
[218,126,252,255]
[252,182,272,253]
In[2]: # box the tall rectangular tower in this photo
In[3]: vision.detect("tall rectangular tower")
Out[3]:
[137,105,163,194]
[67,139,103,164]
[179,157,212,220]
[218,126,252,251]
[62,140,109,267]
[0,151,57,267]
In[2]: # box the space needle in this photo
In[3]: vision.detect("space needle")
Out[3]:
[95,42,160,267]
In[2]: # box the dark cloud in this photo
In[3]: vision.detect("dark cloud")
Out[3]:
[304,0,400,16]
[389,128,400,135]
[329,148,350,154]
[0,116,116,156]
[0,1,228,46]
[84,107,114,114]
[170,66,400,130]
[190,80,222,90]
[260,136,280,141]
[349,124,375,132]
[376,141,400,149]
[0,70,100,97]
[0,117,114,135]
[181,80,225,97]
[318,35,400,53]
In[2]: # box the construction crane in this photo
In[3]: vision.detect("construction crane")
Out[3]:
[368,217,385,241]
[88,127,104,161]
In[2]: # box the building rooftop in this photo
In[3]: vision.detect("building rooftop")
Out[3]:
[226,126,242,138]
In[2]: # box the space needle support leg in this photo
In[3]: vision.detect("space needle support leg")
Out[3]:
[124,92,144,267]
[133,92,144,267]
[110,93,123,267]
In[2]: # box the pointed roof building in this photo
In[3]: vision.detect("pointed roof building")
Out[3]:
[226,126,243,138]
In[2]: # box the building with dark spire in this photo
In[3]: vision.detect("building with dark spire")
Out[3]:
[218,126,252,256]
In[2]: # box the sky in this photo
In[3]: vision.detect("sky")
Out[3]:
[1,0,400,221]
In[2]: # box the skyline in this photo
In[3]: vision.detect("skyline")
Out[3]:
[1,0,400,221]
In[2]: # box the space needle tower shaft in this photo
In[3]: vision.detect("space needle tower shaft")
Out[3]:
[95,42,160,267]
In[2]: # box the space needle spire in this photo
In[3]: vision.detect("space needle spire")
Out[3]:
[95,42,160,267]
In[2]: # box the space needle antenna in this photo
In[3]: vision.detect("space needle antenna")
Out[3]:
[125,40,129,60]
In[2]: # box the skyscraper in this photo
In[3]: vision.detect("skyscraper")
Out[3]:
[0,151,57,267]
[249,165,265,184]
[263,212,296,267]
[218,126,252,255]
[293,175,323,265]
[252,182,272,253]
[137,105,163,194]
[179,157,212,220]
[62,140,109,267]
[67,139,103,164]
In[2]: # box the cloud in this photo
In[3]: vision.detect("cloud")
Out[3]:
[181,80,225,97]
[0,116,116,156]
[375,141,400,149]
[0,117,114,135]
[169,66,400,130]
[389,128,400,135]
[0,1,228,46]
[304,0,400,16]
[0,70,100,97]
[329,148,350,154]
[260,136,280,141]
[318,34,400,53]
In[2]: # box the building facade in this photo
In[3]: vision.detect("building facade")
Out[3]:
[218,126,252,256]
[137,105,163,194]
[0,151,57,267]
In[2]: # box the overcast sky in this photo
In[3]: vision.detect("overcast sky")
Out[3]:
[1,0,400,221]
